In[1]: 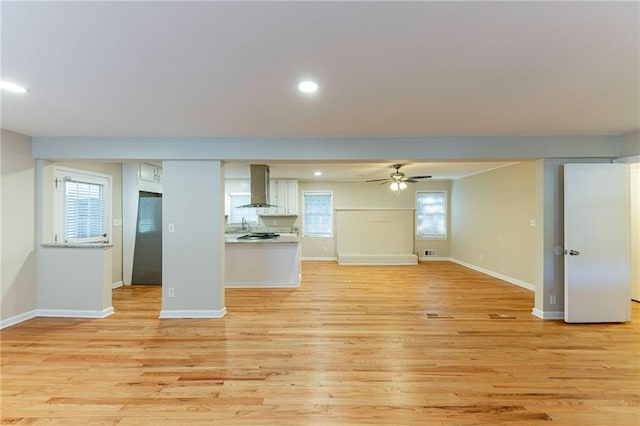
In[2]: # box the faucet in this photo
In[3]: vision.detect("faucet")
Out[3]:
[241,217,248,231]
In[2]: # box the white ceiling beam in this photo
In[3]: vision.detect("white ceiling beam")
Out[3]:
[32,136,618,162]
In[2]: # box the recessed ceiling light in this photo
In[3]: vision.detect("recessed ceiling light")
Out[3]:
[1,80,28,93]
[314,171,322,176]
[298,80,319,94]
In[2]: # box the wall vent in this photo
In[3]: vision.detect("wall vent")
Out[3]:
[424,250,437,257]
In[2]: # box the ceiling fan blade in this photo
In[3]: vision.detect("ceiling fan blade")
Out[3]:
[366,178,391,182]
[408,175,432,180]
[405,179,418,183]
[378,180,392,185]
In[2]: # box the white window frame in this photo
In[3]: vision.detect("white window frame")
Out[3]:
[303,191,333,238]
[227,192,258,224]
[53,166,112,244]
[416,190,447,239]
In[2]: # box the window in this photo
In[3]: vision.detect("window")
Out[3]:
[53,167,111,244]
[416,191,447,238]
[227,193,258,224]
[303,191,333,237]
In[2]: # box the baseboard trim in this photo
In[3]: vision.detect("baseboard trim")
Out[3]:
[112,281,124,289]
[1,307,115,328]
[301,257,338,261]
[35,307,114,319]
[449,258,535,292]
[159,308,227,319]
[337,253,418,265]
[532,308,564,320]
[0,310,37,329]
[418,256,451,262]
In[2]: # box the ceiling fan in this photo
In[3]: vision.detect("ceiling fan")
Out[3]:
[366,164,432,191]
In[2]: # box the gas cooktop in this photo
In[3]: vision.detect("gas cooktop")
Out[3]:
[237,232,280,240]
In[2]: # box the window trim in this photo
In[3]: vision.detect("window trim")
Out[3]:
[53,166,112,244]
[415,190,448,240]
[302,190,334,238]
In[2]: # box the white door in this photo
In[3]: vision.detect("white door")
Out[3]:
[564,164,631,323]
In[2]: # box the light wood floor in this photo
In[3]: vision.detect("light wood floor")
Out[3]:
[2,261,639,425]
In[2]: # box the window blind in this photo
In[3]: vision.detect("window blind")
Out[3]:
[63,178,107,243]
[416,191,447,238]
[303,192,333,237]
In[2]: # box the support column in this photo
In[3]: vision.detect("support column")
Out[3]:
[160,160,226,318]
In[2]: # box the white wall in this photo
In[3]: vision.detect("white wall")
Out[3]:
[631,163,640,301]
[612,153,640,302]
[619,131,640,158]
[1,129,37,324]
[122,162,139,285]
[37,246,112,314]
[450,162,536,287]
[336,209,414,255]
[299,180,451,259]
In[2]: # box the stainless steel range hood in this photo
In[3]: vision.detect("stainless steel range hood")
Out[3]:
[239,164,275,208]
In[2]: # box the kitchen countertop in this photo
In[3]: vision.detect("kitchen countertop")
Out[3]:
[225,234,300,244]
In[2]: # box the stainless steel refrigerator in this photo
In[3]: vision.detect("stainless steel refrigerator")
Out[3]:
[132,191,162,285]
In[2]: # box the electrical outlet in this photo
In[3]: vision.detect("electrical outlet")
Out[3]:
[168,288,175,298]
[550,295,556,305]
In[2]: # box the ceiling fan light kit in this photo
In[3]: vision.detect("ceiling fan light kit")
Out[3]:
[390,181,407,191]
[366,164,432,192]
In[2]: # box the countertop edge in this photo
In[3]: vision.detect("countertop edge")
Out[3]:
[41,243,114,249]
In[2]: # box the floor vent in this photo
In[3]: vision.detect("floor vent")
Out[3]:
[425,312,453,319]
[487,313,516,320]
[424,250,437,257]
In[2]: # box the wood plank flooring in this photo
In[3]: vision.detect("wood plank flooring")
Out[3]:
[2,261,639,425]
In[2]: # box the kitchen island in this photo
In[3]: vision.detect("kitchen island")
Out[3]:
[225,233,301,288]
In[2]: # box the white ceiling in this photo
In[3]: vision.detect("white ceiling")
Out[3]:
[2,1,638,139]
[2,2,638,180]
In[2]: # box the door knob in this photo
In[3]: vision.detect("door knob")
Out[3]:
[568,249,580,256]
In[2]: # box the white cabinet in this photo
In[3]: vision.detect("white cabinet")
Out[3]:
[140,163,162,184]
[262,179,298,215]
[139,163,162,193]
[287,180,298,214]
